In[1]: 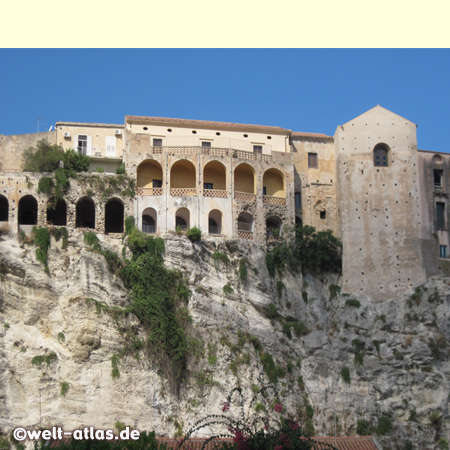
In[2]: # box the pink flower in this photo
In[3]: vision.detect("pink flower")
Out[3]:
[274,403,283,413]
[289,422,299,431]
[222,402,230,412]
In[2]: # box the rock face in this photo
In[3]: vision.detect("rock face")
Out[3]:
[0,231,449,450]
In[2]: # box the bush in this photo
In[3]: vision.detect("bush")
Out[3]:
[186,226,202,242]
[345,298,361,308]
[212,252,229,266]
[62,149,91,175]
[37,177,54,195]
[116,163,126,175]
[341,366,350,384]
[60,381,69,397]
[223,284,234,295]
[239,258,248,281]
[376,415,392,435]
[22,140,64,172]
[33,226,51,274]
[356,419,373,435]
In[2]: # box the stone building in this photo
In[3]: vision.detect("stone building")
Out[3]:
[0,105,448,299]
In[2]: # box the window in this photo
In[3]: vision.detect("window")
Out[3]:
[204,182,213,190]
[320,210,326,219]
[201,141,211,148]
[434,169,443,187]
[374,144,389,167]
[78,135,88,155]
[253,145,263,154]
[308,153,318,168]
[153,138,163,147]
[106,136,116,157]
[263,186,267,196]
[153,179,162,188]
[295,192,301,208]
[440,245,447,258]
[437,202,446,230]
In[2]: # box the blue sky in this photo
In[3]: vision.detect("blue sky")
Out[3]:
[1,49,449,152]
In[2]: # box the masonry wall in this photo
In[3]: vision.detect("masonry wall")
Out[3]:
[292,138,337,234]
[335,106,427,300]
[0,131,56,172]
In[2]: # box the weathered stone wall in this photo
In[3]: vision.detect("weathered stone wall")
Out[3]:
[0,131,56,172]
[335,106,427,300]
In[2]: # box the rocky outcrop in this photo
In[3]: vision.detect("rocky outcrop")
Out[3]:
[0,231,448,449]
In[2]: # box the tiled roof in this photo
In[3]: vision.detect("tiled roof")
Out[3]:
[56,122,123,128]
[125,115,290,134]
[291,131,334,141]
[155,436,380,450]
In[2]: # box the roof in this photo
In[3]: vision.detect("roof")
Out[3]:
[125,115,290,134]
[55,122,123,128]
[155,436,380,450]
[291,131,334,141]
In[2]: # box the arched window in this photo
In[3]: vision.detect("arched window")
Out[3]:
[374,143,389,167]
[142,207,157,234]
[266,217,282,237]
[76,197,95,229]
[137,160,163,194]
[237,212,253,232]
[18,195,38,225]
[234,163,256,195]
[0,195,9,222]
[203,161,227,192]
[208,209,222,235]
[170,160,196,194]
[47,199,67,226]
[175,208,190,231]
[263,168,285,197]
[105,199,124,233]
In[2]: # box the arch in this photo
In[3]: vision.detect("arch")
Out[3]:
[203,161,226,191]
[0,195,9,222]
[234,163,256,194]
[105,199,124,233]
[170,160,196,189]
[18,195,38,225]
[208,209,222,235]
[142,207,157,234]
[373,143,390,167]
[175,207,190,231]
[263,168,285,197]
[432,154,443,165]
[47,199,67,226]
[266,216,282,237]
[137,159,163,188]
[76,197,95,229]
[237,212,253,232]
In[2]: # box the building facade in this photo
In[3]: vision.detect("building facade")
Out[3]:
[0,105,448,299]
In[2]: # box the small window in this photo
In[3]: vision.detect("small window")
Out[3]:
[437,202,446,230]
[263,186,267,196]
[253,145,263,154]
[374,144,389,167]
[440,245,447,258]
[153,138,163,147]
[320,211,326,219]
[201,141,211,148]
[434,169,443,187]
[204,182,213,190]
[295,192,301,208]
[153,179,162,188]
[308,153,318,169]
[78,135,88,155]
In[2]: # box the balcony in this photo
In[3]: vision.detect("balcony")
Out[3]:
[136,187,163,196]
[146,146,273,163]
[234,191,256,202]
[263,195,286,206]
[170,188,197,196]
[203,189,227,199]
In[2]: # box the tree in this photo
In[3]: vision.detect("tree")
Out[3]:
[22,140,64,172]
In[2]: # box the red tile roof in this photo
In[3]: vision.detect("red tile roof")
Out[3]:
[125,116,290,134]
[291,131,333,141]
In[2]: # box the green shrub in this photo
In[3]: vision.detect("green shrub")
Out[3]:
[277,280,284,299]
[255,402,266,413]
[57,332,65,343]
[37,177,54,195]
[282,323,292,339]
[376,415,392,435]
[302,291,308,303]
[267,303,278,320]
[111,354,120,379]
[341,366,350,384]
[239,258,248,280]
[207,355,217,365]
[212,252,229,266]
[94,167,105,173]
[31,352,57,367]
[329,284,341,301]
[345,298,361,308]
[223,284,234,295]
[186,227,202,242]
[84,231,101,252]
[356,419,373,435]
[53,227,69,249]
[260,352,278,384]
[22,140,64,172]
[290,320,310,337]
[60,381,69,397]
[33,227,51,274]
[354,353,364,367]
[116,163,126,175]
[438,438,449,450]
[62,149,91,174]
